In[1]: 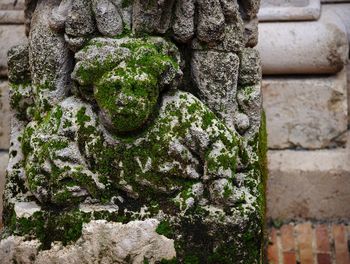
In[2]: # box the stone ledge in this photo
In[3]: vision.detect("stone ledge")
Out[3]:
[258,10,348,75]
[258,0,321,22]
[0,10,24,24]
[266,136,350,220]
[0,0,24,11]
[262,70,348,149]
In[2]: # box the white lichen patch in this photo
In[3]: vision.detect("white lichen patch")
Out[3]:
[14,202,41,219]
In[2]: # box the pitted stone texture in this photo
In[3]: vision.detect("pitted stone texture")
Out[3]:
[262,70,348,149]
[197,0,225,43]
[238,0,260,20]
[49,0,73,32]
[244,17,258,48]
[65,0,95,37]
[258,0,320,21]
[0,219,176,264]
[29,0,73,104]
[0,152,9,219]
[0,25,26,77]
[92,0,123,37]
[267,137,350,220]
[0,81,10,150]
[172,0,195,43]
[191,14,245,52]
[132,0,175,35]
[257,11,349,75]
[238,48,261,86]
[191,51,239,130]
[24,0,38,36]
[237,83,262,139]
[7,44,30,84]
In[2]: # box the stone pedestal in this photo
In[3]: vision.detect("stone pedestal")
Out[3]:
[258,0,321,21]
[0,1,266,263]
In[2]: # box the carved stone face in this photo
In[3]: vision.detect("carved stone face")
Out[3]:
[71,37,182,134]
[94,67,160,134]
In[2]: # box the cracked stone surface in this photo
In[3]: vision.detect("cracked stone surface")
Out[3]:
[0,0,265,263]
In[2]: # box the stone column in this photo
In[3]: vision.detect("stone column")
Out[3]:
[0,1,266,263]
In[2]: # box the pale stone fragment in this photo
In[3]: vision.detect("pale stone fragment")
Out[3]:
[0,81,10,150]
[258,0,320,21]
[0,219,176,264]
[14,202,41,218]
[0,152,9,219]
[262,70,348,149]
[191,50,239,130]
[267,135,350,220]
[0,25,26,76]
[257,12,348,74]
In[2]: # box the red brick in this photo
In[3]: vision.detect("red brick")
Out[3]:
[316,253,331,264]
[316,225,330,253]
[283,252,296,264]
[333,225,350,264]
[296,223,314,264]
[281,224,295,252]
[268,228,279,264]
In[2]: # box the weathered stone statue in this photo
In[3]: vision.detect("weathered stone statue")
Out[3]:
[0,0,266,263]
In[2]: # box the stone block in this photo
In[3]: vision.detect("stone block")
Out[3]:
[0,25,26,77]
[266,137,350,220]
[0,81,10,150]
[0,10,24,24]
[0,0,24,10]
[257,11,348,75]
[0,152,9,220]
[322,4,350,43]
[262,70,348,149]
[258,0,320,21]
[0,0,24,24]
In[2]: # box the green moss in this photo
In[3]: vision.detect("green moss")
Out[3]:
[156,220,174,238]
[121,0,133,8]
[6,206,134,249]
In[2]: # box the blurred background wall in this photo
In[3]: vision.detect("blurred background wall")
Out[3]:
[258,0,350,221]
[0,0,349,222]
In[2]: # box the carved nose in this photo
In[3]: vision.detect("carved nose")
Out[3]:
[115,93,134,107]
